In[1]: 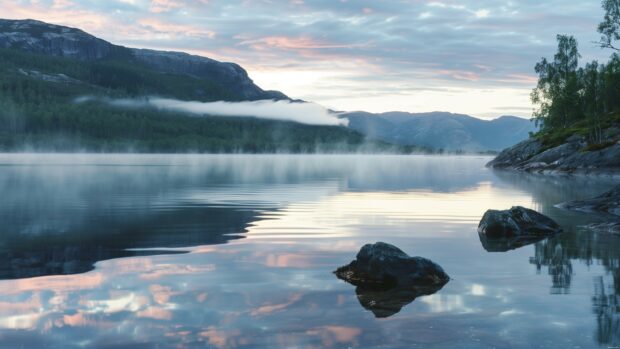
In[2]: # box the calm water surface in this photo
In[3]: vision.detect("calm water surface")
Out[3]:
[0,154,618,349]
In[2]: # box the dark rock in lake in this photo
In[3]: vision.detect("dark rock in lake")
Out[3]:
[478,206,562,239]
[334,242,449,318]
[557,185,620,216]
[334,242,450,288]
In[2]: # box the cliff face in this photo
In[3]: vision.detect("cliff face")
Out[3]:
[0,18,287,101]
[0,19,119,60]
[131,49,287,100]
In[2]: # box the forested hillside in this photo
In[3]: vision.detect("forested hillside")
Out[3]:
[0,22,402,153]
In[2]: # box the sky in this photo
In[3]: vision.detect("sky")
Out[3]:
[0,0,614,119]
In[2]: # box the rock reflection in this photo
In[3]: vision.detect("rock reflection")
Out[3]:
[352,284,446,318]
[478,232,550,252]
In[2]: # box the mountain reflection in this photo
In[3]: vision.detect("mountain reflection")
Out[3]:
[0,206,257,279]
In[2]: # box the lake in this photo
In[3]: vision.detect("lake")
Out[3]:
[0,154,618,349]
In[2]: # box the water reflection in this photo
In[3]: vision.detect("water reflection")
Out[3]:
[0,155,619,348]
[495,169,620,347]
[343,283,447,318]
[478,232,550,252]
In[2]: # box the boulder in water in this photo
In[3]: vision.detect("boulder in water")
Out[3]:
[334,242,449,288]
[478,206,562,239]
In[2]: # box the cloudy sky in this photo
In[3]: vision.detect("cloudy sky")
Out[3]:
[1,0,614,118]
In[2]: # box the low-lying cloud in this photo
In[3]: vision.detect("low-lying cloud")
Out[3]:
[75,96,348,126]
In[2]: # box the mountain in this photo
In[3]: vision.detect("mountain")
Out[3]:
[0,19,286,101]
[343,111,537,152]
[0,19,403,153]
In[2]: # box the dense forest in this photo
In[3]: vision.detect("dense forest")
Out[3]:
[531,0,620,148]
[0,47,414,153]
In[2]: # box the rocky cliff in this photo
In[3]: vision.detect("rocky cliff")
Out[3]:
[487,125,620,175]
[0,18,287,101]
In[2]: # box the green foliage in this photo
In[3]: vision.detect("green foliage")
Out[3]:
[531,38,620,144]
[531,1,620,145]
[531,35,582,131]
[599,0,620,50]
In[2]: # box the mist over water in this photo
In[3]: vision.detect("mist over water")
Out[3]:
[75,96,348,126]
[0,154,618,348]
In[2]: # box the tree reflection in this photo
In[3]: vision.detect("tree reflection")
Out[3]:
[494,170,620,346]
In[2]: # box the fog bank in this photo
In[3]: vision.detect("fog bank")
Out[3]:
[75,96,347,126]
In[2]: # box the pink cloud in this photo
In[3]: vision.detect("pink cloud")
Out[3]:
[238,36,363,50]
[138,18,216,38]
[250,293,302,316]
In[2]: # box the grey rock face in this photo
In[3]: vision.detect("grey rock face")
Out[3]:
[334,242,449,287]
[0,19,116,60]
[580,222,620,236]
[487,129,620,174]
[486,138,543,168]
[478,206,562,239]
[557,185,620,216]
[131,49,283,100]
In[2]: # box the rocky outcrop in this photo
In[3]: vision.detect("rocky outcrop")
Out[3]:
[487,130,620,175]
[334,242,449,318]
[580,222,620,236]
[0,19,288,101]
[334,242,449,288]
[131,49,287,101]
[478,206,562,239]
[557,185,620,216]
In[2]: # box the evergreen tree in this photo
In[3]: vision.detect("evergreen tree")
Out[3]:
[531,35,582,131]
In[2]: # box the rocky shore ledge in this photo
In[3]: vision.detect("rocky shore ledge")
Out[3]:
[486,128,620,175]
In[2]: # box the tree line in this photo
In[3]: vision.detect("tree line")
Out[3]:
[532,0,620,144]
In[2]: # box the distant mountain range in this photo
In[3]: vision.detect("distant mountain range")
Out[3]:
[0,18,534,152]
[344,111,536,151]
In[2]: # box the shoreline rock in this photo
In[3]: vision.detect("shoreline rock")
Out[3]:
[580,222,620,236]
[557,185,620,216]
[478,206,562,240]
[487,132,620,175]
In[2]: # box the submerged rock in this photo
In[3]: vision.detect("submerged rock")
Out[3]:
[478,206,562,239]
[334,242,449,318]
[557,185,620,216]
[334,242,450,288]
